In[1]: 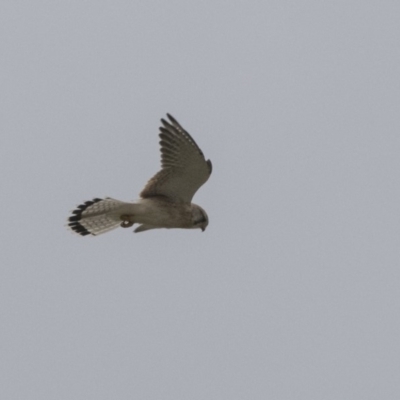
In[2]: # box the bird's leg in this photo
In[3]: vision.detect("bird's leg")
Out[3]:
[120,214,134,228]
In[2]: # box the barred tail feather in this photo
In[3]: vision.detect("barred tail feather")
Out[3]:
[68,197,127,236]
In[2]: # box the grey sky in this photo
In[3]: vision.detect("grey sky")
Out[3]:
[1,1,399,399]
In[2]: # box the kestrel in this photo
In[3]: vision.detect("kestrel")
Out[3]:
[67,114,212,236]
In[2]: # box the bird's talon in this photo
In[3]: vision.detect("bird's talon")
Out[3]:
[120,215,134,228]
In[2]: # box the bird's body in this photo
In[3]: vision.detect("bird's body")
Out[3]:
[67,114,211,236]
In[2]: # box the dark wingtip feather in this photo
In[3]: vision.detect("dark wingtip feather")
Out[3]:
[159,127,171,136]
[161,118,174,131]
[166,113,178,124]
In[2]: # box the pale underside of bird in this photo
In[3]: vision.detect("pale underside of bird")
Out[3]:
[67,114,212,236]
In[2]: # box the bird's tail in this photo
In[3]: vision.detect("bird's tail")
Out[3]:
[67,197,129,236]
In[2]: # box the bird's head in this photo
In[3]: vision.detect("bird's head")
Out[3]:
[191,204,209,232]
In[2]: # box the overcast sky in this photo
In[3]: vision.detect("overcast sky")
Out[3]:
[1,1,400,399]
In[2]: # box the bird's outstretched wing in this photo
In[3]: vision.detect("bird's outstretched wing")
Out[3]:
[140,114,212,203]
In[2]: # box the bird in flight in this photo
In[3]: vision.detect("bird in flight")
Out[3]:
[67,114,212,236]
